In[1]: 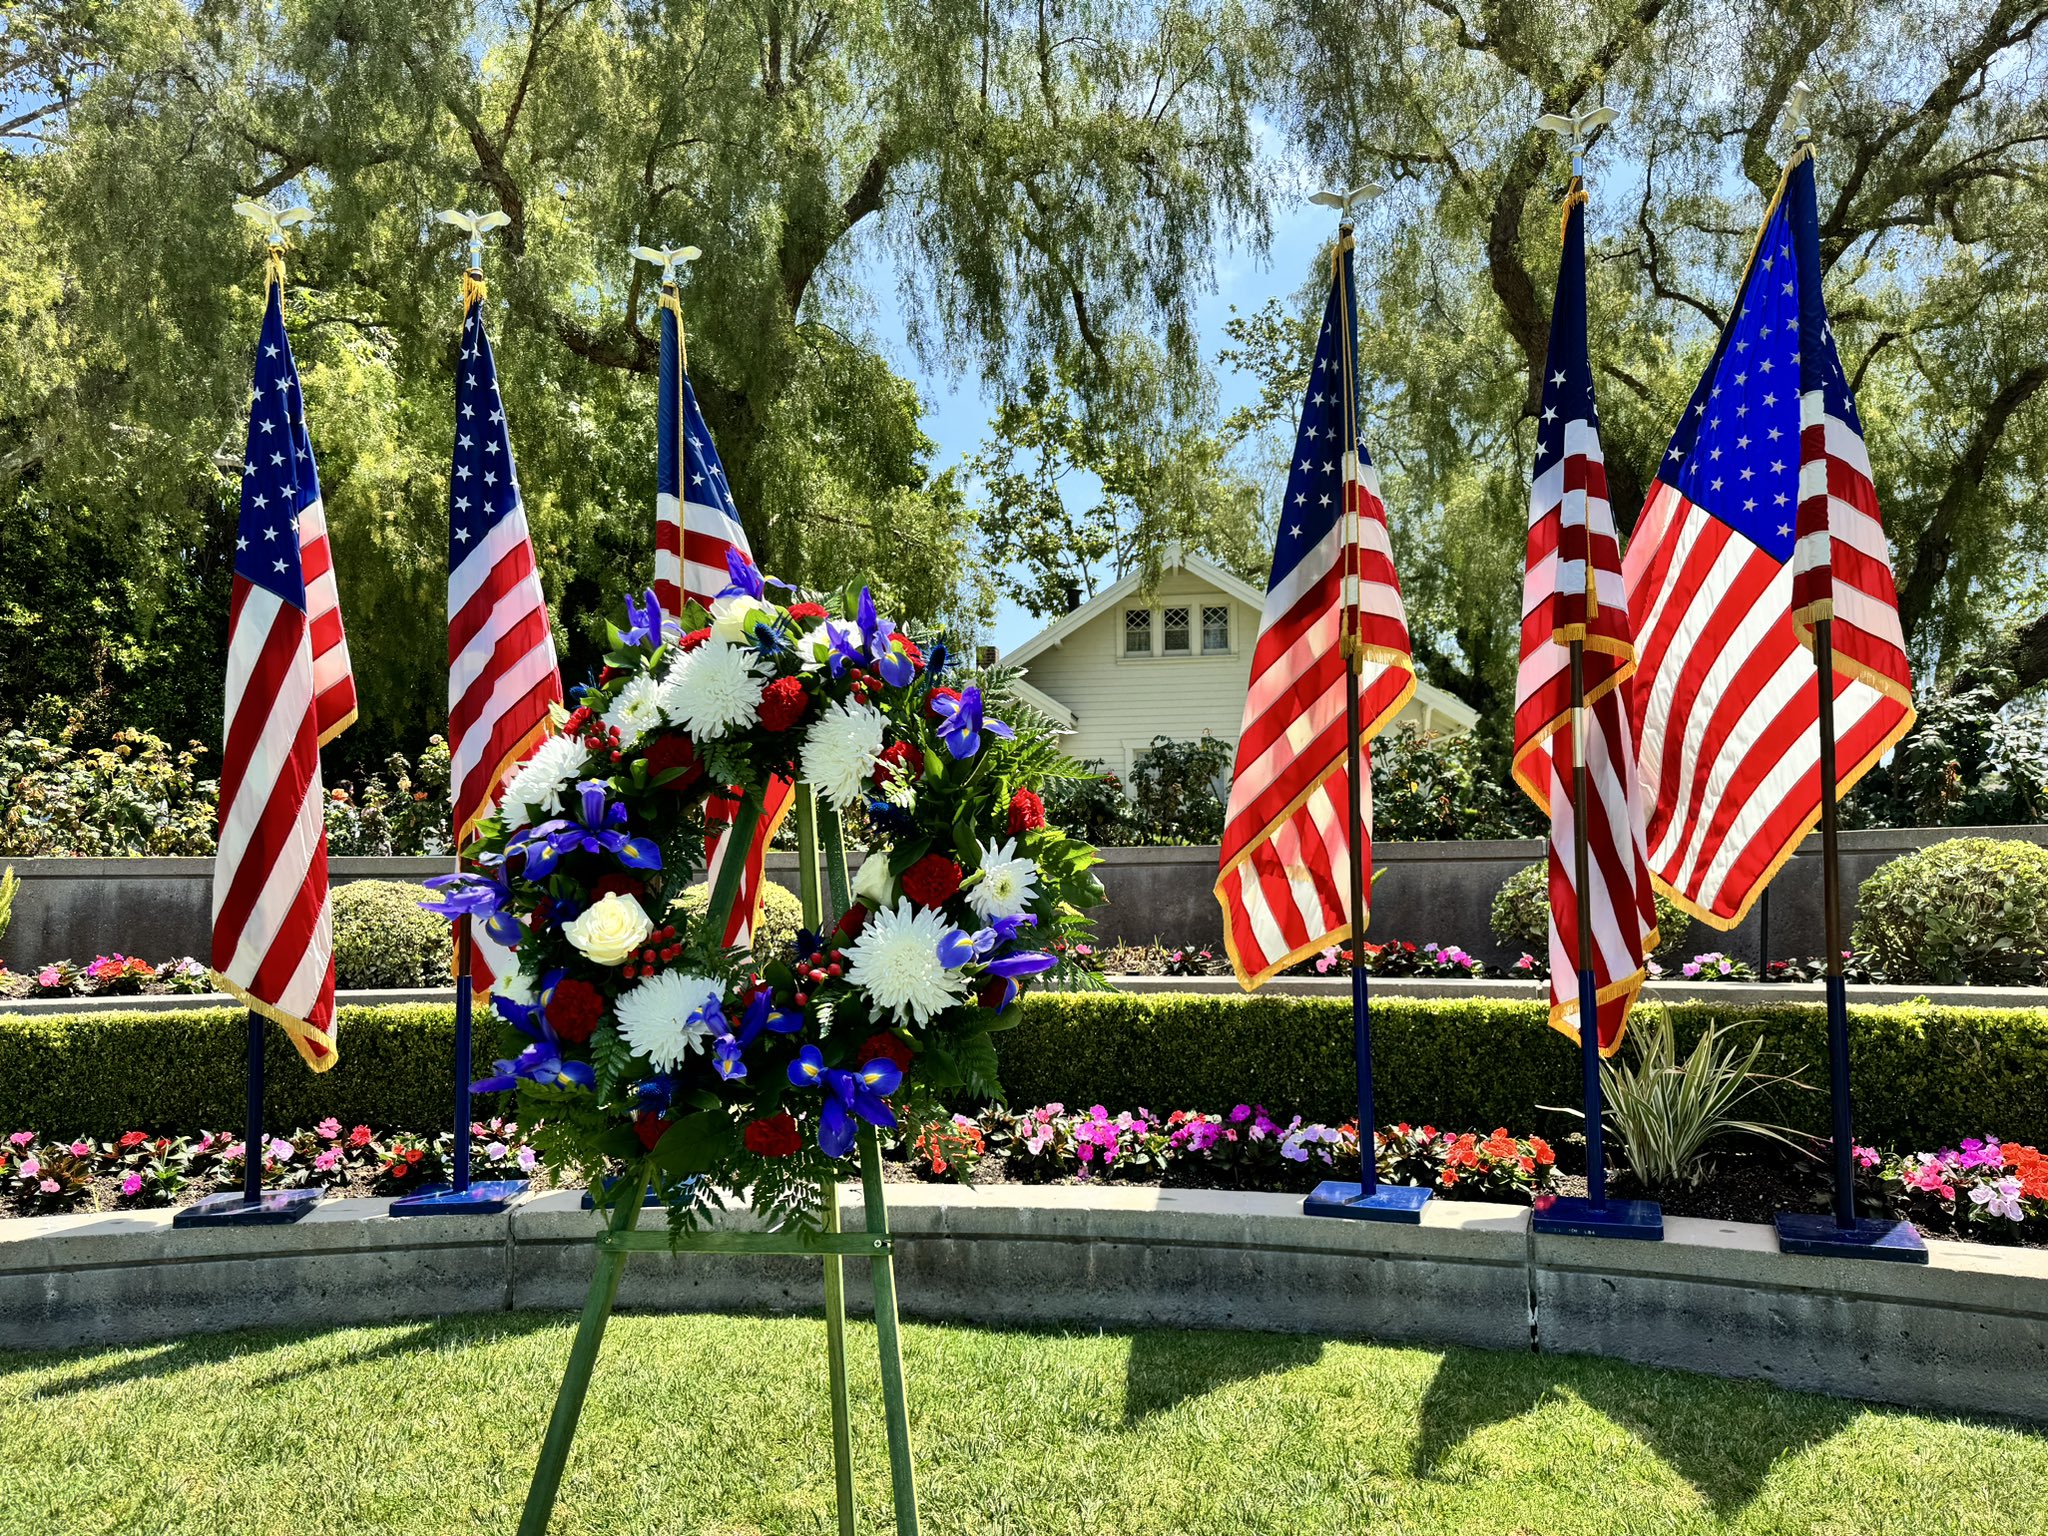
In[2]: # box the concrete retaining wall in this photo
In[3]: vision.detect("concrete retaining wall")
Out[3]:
[8,825,2048,972]
[5,1185,2045,1422]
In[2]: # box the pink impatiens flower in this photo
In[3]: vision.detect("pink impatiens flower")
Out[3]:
[120,1173,144,1198]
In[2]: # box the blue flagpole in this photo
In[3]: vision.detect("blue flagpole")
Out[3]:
[242,1010,265,1207]
[452,919,474,1195]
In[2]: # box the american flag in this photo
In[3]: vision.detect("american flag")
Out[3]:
[1511,185,1659,1053]
[210,273,352,1071]
[1215,237,1414,988]
[1624,150,1915,929]
[652,288,793,947]
[449,283,563,987]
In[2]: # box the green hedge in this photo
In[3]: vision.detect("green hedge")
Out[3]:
[4,993,2047,1149]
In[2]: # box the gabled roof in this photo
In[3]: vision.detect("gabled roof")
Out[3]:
[1005,675,1077,731]
[999,546,1267,671]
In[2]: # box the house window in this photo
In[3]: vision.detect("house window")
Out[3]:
[1123,607,1152,656]
[1202,605,1229,653]
[1162,606,1191,654]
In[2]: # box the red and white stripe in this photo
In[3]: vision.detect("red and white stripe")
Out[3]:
[298,496,356,745]
[212,579,339,1070]
[450,511,559,845]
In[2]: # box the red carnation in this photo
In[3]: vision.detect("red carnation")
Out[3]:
[872,740,925,786]
[889,632,924,664]
[900,853,964,908]
[743,1112,803,1159]
[642,732,701,790]
[634,1114,671,1151]
[547,977,606,1044]
[788,602,829,622]
[1008,786,1046,835]
[859,1032,915,1074]
[833,903,869,941]
[923,685,962,720]
[758,676,810,733]
[587,873,645,903]
[679,627,711,652]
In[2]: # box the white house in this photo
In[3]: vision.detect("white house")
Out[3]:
[998,547,1478,777]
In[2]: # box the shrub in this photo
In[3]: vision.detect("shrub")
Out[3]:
[0,724,217,856]
[1490,860,1693,964]
[330,881,452,989]
[1369,726,1541,842]
[5,993,2048,1148]
[672,879,806,958]
[1853,837,2048,986]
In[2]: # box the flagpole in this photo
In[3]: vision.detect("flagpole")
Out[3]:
[1567,636,1606,1211]
[1301,185,1427,1225]
[393,207,526,1218]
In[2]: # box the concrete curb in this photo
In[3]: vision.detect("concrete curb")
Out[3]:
[4,1185,2045,1420]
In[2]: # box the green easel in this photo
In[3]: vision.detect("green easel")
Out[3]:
[516,783,920,1536]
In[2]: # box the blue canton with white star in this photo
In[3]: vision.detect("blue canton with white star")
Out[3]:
[449,297,522,569]
[1657,156,1859,563]
[1532,189,1599,468]
[658,302,741,519]
[234,282,320,610]
[1269,242,1373,592]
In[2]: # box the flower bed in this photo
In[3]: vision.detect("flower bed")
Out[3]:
[0,955,211,1000]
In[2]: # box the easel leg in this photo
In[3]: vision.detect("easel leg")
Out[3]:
[517,1172,649,1536]
[859,1127,920,1536]
[822,1174,857,1535]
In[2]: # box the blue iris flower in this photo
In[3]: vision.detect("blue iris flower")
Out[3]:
[712,1036,748,1081]
[474,969,597,1094]
[620,588,662,648]
[420,861,523,949]
[929,685,1014,760]
[513,779,661,877]
[787,1046,904,1158]
[712,989,802,1081]
[719,548,765,600]
[632,1074,676,1117]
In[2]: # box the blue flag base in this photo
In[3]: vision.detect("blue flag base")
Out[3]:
[1302,1180,1431,1223]
[172,1187,323,1228]
[1773,1210,1928,1263]
[1532,1195,1663,1240]
[389,1179,530,1217]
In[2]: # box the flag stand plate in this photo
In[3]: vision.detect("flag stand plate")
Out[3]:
[390,1179,529,1217]
[1532,1194,1663,1240]
[1303,1180,1431,1223]
[1773,1210,1927,1263]
[173,1187,322,1228]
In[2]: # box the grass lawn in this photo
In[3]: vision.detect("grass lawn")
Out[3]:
[2,1311,2043,1535]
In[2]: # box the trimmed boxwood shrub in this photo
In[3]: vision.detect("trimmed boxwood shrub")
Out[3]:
[331,880,452,989]
[1853,837,2048,986]
[1490,860,1693,964]
[5,993,2047,1150]
[672,879,806,958]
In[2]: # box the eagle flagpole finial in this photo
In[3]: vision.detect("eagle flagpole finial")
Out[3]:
[1784,80,1815,148]
[1536,106,1620,181]
[631,243,702,287]
[1308,183,1383,234]
[437,208,512,274]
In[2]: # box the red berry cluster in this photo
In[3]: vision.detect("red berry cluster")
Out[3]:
[846,666,884,704]
[562,704,626,766]
[621,924,684,981]
[785,942,847,1008]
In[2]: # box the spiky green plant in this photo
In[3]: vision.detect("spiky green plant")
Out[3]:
[1558,1005,1813,1189]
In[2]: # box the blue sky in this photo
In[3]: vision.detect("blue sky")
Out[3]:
[858,194,1334,654]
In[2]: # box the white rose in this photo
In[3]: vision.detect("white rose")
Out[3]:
[562,893,654,967]
[852,851,896,909]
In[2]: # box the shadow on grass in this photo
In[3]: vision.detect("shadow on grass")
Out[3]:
[1414,1345,1860,1516]
[22,1312,563,1401]
[1122,1328,1324,1423]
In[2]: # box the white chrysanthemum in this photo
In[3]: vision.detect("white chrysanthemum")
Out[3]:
[602,673,665,751]
[843,900,970,1024]
[614,970,724,1070]
[497,735,589,829]
[794,621,840,672]
[800,698,886,807]
[492,966,537,1010]
[967,837,1040,920]
[709,593,775,647]
[658,641,767,739]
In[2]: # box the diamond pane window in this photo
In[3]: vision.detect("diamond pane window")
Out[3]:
[1163,606,1191,654]
[1202,605,1229,653]
[1123,607,1152,655]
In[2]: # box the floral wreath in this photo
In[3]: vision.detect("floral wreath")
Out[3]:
[428,554,1105,1225]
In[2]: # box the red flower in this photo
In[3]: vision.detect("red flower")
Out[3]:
[634,1115,671,1152]
[788,602,830,622]
[1007,786,1046,835]
[923,685,962,720]
[348,1125,373,1148]
[679,627,712,652]
[758,676,810,733]
[642,733,701,790]
[118,1130,148,1149]
[834,903,869,941]
[859,1033,914,1073]
[977,977,1010,1011]
[900,853,964,908]
[547,977,606,1044]
[404,1148,423,1164]
[872,740,925,786]
[587,873,645,903]
[888,632,924,664]
[743,1113,802,1158]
